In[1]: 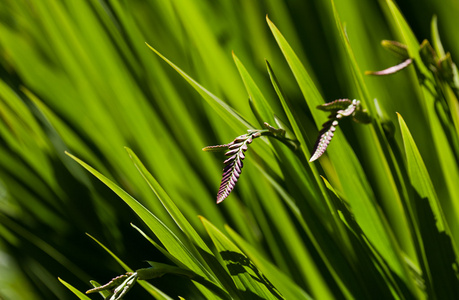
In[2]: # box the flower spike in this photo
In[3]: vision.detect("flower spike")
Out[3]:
[204,121,298,203]
[216,134,252,203]
[309,119,339,162]
[365,40,413,76]
[87,272,138,300]
[310,99,370,162]
[365,58,412,76]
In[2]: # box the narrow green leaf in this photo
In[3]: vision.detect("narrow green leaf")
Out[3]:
[232,52,326,220]
[385,0,459,241]
[431,17,459,150]
[58,278,91,300]
[266,16,324,111]
[201,217,280,300]
[85,234,175,300]
[397,114,445,231]
[414,196,459,299]
[125,147,211,252]
[257,166,355,299]
[132,223,240,300]
[385,0,430,77]
[265,60,318,175]
[331,1,417,287]
[145,42,281,178]
[431,16,445,57]
[65,152,217,285]
[225,225,313,300]
[331,0,410,205]
[140,282,175,300]
[88,280,112,299]
[234,55,345,294]
[86,233,133,272]
[397,113,459,298]
[146,43,251,132]
[321,177,409,299]
[268,13,410,284]
[23,88,106,177]
[131,223,187,268]
[232,52,275,125]
[139,262,231,300]
[249,163,333,294]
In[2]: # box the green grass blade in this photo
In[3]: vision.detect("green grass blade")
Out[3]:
[266,15,371,194]
[65,152,216,284]
[258,167,356,298]
[131,223,186,266]
[430,16,445,57]
[86,233,176,299]
[267,13,410,283]
[23,88,107,177]
[266,16,324,110]
[331,1,419,286]
[232,52,275,125]
[58,278,91,300]
[248,165,333,293]
[201,216,282,300]
[232,54,346,291]
[225,225,314,300]
[384,0,459,242]
[413,196,459,299]
[145,42,281,176]
[265,59,342,224]
[431,16,459,152]
[145,43,252,132]
[140,281,175,300]
[86,233,133,272]
[398,113,459,297]
[0,213,88,281]
[384,0,428,76]
[232,51,325,212]
[125,147,211,252]
[132,223,240,300]
[397,114,446,232]
[265,60,311,161]
[321,177,410,299]
[126,147,243,297]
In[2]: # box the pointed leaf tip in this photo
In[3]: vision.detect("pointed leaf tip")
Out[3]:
[266,15,273,25]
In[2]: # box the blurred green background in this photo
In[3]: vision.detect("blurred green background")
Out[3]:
[1,0,458,299]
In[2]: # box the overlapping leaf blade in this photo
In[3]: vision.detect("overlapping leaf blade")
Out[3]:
[201,217,285,300]
[398,113,459,298]
[267,14,408,283]
[59,278,92,300]
[384,0,459,242]
[125,147,214,251]
[65,152,218,299]
[225,225,314,300]
[331,2,417,290]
